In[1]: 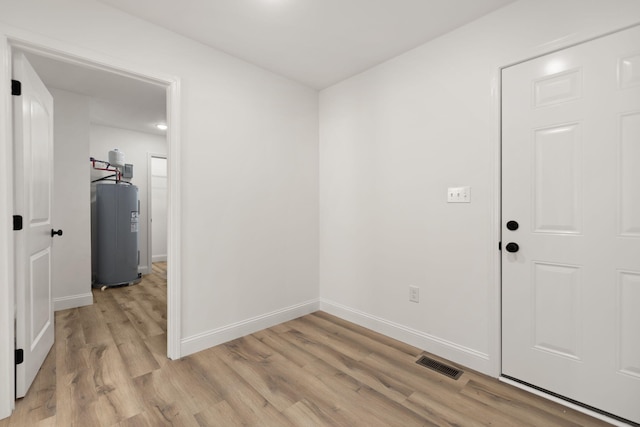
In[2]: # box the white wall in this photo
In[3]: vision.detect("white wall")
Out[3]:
[0,0,319,367]
[319,0,640,375]
[90,124,166,275]
[50,88,93,311]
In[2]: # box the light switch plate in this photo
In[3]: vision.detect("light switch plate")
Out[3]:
[447,186,471,203]
[409,286,419,303]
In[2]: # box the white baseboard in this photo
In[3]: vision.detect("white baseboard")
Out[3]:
[180,299,320,357]
[319,298,492,375]
[138,265,150,275]
[54,292,93,311]
[152,255,167,263]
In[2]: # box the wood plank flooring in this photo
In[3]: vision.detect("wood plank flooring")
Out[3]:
[1,263,611,426]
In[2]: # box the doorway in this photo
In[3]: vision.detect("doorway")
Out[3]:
[1,35,182,416]
[501,25,640,424]
[148,154,168,268]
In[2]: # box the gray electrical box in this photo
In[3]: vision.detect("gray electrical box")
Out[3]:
[123,163,134,179]
[94,183,139,287]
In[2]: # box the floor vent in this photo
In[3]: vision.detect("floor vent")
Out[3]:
[416,356,463,380]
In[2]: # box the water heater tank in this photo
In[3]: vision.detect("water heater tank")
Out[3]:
[94,183,139,286]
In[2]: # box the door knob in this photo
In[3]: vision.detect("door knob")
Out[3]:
[51,229,63,237]
[506,220,519,231]
[505,242,519,253]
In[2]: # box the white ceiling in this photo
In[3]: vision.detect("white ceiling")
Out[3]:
[24,52,167,136]
[21,0,515,134]
[97,0,516,89]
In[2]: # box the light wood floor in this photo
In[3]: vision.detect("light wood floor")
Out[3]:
[1,262,611,426]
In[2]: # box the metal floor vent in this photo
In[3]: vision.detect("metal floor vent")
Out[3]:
[416,356,463,380]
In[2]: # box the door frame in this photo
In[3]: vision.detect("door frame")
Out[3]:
[0,26,182,419]
[494,22,640,426]
[147,153,168,268]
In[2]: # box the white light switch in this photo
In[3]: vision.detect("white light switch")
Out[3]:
[447,186,471,203]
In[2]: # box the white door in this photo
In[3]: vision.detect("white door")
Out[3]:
[150,156,167,263]
[502,26,640,423]
[13,53,55,398]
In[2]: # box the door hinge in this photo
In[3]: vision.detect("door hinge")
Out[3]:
[498,241,502,251]
[13,215,23,231]
[11,79,21,96]
[15,349,24,365]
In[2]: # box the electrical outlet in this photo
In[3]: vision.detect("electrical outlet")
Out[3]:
[447,186,471,203]
[409,286,419,303]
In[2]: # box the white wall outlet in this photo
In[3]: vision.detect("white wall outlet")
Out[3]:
[447,186,471,203]
[409,286,419,303]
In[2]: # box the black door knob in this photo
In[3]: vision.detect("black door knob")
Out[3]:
[506,220,519,231]
[505,242,519,253]
[51,229,63,237]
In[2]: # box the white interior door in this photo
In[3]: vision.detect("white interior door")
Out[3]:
[502,26,640,424]
[13,52,55,398]
[150,156,167,263]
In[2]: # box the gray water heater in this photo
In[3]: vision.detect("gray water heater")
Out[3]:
[94,183,139,286]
